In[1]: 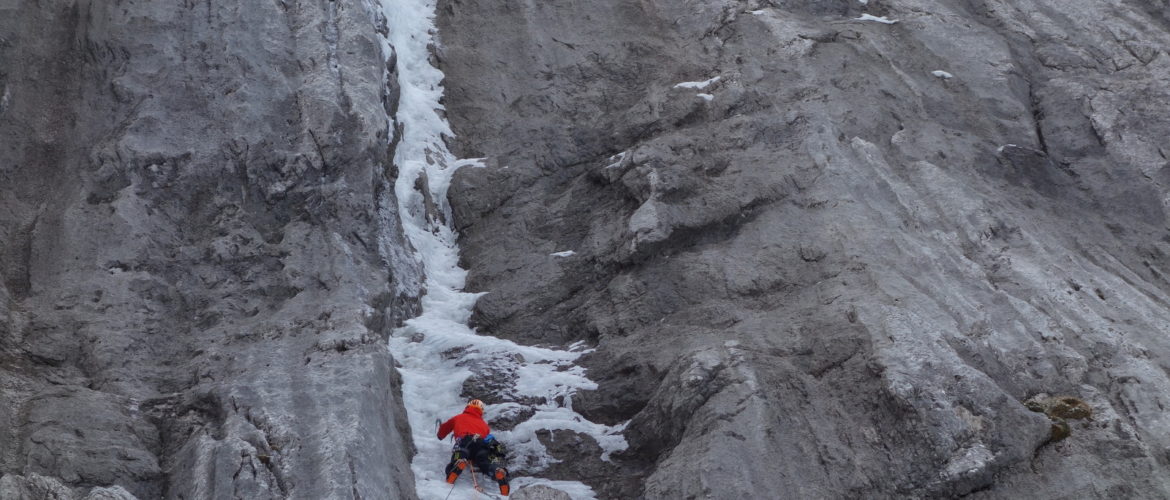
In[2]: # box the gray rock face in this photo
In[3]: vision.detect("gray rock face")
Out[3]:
[1,1,420,498]
[6,0,1170,498]
[510,484,572,500]
[438,0,1170,498]
[0,473,138,500]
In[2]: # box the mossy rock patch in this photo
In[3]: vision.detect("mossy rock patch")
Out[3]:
[1024,394,1092,442]
[1049,420,1071,442]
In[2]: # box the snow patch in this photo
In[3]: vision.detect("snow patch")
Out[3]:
[505,408,629,462]
[749,9,767,15]
[674,76,721,90]
[942,443,994,478]
[859,0,869,4]
[855,14,898,24]
[550,250,576,257]
[568,340,595,353]
[932,70,954,79]
[696,93,715,101]
[996,144,1019,154]
[605,151,627,169]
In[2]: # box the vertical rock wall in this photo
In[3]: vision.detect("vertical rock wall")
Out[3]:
[0,1,420,498]
[438,0,1170,498]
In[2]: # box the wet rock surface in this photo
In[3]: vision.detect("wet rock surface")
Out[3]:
[439,0,1170,498]
[1,1,420,498]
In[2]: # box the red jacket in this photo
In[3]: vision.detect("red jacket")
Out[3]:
[437,405,490,440]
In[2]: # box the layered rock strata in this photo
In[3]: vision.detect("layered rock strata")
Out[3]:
[439,0,1170,497]
[0,2,420,498]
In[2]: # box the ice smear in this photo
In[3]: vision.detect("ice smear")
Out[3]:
[605,151,627,169]
[507,409,630,461]
[568,340,595,353]
[696,93,715,101]
[550,250,576,257]
[932,70,954,79]
[749,9,767,15]
[859,0,869,4]
[856,13,898,24]
[674,76,721,89]
[375,0,626,498]
[0,86,10,114]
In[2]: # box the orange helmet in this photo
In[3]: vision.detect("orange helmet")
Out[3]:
[467,399,485,411]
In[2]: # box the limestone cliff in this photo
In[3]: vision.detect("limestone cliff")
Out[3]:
[0,2,419,498]
[439,0,1170,497]
[5,0,1170,498]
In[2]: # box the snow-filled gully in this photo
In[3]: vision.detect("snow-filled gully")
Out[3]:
[373,1,627,498]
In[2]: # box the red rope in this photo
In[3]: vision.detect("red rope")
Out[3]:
[469,460,483,496]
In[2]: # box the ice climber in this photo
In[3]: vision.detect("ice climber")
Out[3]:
[438,399,511,496]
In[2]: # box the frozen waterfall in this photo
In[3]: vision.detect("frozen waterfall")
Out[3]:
[373,0,627,498]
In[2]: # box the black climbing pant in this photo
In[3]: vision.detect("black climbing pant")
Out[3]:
[445,435,508,485]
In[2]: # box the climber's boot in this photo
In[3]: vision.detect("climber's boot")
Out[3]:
[494,467,509,496]
[445,459,468,484]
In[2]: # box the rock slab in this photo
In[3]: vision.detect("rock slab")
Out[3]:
[511,484,573,500]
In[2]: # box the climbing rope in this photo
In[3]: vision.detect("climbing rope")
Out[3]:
[469,460,482,493]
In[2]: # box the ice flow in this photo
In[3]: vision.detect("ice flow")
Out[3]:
[373,0,627,498]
